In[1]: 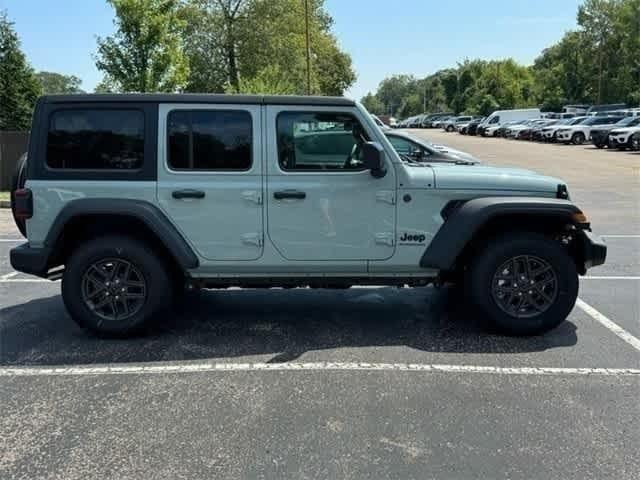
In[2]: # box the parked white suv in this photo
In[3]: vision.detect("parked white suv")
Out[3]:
[555,115,625,145]
[608,126,640,149]
[541,117,587,142]
[443,116,473,132]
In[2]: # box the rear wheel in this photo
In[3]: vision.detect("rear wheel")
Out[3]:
[572,132,586,145]
[62,236,173,336]
[466,233,578,336]
[446,125,455,132]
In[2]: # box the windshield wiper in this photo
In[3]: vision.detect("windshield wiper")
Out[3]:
[399,153,427,166]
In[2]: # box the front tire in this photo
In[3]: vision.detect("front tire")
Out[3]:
[62,236,173,336]
[466,233,578,336]
[572,132,586,145]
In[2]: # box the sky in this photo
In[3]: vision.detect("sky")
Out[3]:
[1,0,583,100]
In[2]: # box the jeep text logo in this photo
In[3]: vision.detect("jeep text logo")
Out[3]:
[400,233,426,243]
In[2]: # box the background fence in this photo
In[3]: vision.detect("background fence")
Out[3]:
[0,131,29,191]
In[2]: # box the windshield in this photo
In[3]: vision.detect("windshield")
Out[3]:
[616,116,640,126]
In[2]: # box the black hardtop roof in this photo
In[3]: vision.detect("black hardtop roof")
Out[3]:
[39,93,355,107]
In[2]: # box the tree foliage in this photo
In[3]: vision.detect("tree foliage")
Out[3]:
[364,0,639,117]
[0,11,41,130]
[182,0,355,95]
[37,71,84,94]
[95,0,189,92]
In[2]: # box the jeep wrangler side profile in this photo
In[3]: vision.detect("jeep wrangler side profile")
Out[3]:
[10,94,606,336]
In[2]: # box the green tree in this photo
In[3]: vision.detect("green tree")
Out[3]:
[0,11,41,130]
[95,0,189,92]
[360,92,384,114]
[36,71,84,94]
[182,0,355,95]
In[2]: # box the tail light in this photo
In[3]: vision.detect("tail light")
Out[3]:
[12,188,33,219]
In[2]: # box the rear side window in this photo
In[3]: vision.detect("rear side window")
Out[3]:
[47,109,144,170]
[167,110,252,171]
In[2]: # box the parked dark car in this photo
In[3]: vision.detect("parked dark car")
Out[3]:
[465,118,484,136]
[590,116,640,148]
[632,131,640,151]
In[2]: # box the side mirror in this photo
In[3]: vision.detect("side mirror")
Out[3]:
[362,141,387,178]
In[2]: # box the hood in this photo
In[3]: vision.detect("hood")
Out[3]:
[610,126,640,134]
[430,144,479,163]
[430,164,563,193]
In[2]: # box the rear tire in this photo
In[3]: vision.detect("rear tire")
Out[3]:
[62,235,173,336]
[466,233,578,336]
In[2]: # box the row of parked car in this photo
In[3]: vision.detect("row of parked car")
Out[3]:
[397,109,640,151]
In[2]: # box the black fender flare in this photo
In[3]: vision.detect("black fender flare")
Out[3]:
[420,196,582,270]
[44,198,199,270]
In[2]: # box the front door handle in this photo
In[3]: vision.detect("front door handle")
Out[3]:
[172,189,206,199]
[273,190,306,200]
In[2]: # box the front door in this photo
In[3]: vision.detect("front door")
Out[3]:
[157,104,263,261]
[266,106,396,261]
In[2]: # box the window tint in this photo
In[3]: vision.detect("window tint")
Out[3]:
[168,110,252,170]
[277,112,370,171]
[47,109,144,170]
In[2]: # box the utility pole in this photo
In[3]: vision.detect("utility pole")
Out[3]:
[304,0,312,95]
[423,83,427,113]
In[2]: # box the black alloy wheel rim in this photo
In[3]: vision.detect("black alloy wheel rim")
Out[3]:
[491,255,558,319]
[81,258,147,322]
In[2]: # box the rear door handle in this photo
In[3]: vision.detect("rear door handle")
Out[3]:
[172,189,205,199]
[273,190,306,200]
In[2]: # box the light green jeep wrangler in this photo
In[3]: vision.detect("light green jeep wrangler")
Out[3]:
[10,94,606,336]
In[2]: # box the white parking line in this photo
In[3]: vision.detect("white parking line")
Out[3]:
[583,276,640,280]
[576,298,640,353]
[0,271,18,281]
[602,235,640,238]
[0,362,638,378]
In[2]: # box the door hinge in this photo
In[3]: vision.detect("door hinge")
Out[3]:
[374,232,395,246]
[242,190,263,205]
[241,233,263,247]
[376,190,396,205]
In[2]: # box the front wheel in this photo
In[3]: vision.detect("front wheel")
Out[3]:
[466,233,578,336]
[572,132,586,145]
[62,236,173,336]
[446,125,454,132]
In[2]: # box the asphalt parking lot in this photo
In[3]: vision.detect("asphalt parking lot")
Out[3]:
[1,132,638,479]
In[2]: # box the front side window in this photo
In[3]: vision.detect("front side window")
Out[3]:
[277,112,370,171]
[167,110,252,171]
[489,116,500,124]
[47,109,144,170]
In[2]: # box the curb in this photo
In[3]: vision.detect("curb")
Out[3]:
[0,201,10,209]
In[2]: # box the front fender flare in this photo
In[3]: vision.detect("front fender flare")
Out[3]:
[420,196,582,270]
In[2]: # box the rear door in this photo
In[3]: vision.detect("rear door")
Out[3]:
[157,104,264,261]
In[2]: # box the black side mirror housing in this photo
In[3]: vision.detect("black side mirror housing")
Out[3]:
[362,142,387,178]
